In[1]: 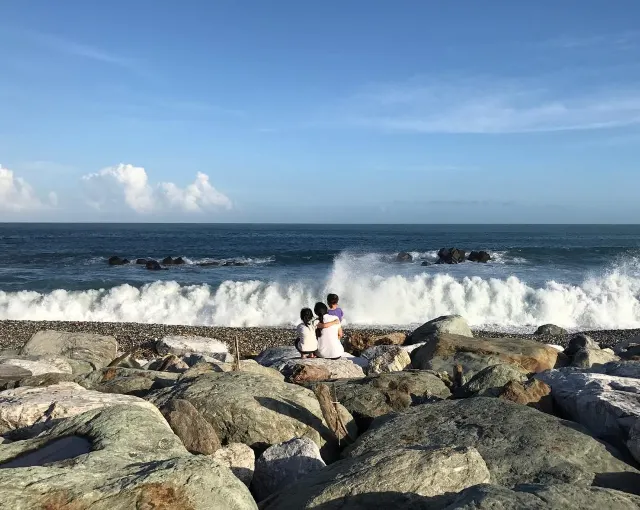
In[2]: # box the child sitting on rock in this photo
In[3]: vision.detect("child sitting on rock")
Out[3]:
[295,308,318,358]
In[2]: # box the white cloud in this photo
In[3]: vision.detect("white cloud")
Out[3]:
[0,165,57,212]
[82,164,231,215]
[340,77,640,134]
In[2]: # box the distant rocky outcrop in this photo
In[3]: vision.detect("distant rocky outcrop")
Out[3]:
[396,252,413,262]
[162,256,186,265]
[108,256,129,265]
[145,260,163,271]
[468,250,491,263]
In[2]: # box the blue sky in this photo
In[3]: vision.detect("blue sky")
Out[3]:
[1,1,640,222]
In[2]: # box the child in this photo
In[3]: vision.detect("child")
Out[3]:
[295,308,318,358]
[314,302,344,359]
[326,293,344,324]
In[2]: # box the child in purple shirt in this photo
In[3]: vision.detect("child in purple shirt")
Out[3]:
[326,293,344,322]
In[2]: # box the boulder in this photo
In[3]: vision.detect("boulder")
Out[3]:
[565,333,600,355]
[0,382,163,434]
[157,335,231,362]
[437,247,466,264]
[536,369,640,460]
[212,443,255,487]
[411,333,559,379]
[468,250,491,263]
[180,359,284,381]
[261,446,489,509]
[396,251,413,262]
[499,378,553,412]
[0,372,76,391]
[160,399,221,455]
[173,256,186,265]
[76,367,180,397]
[0,405,257,510]
[279,358,365,380]
[135,258,148,264]
[440,484,640,510]
[145,259,163,270]
[612,335,640,356]
[252,437,326,502]
[591,360,640,379]
[571,347,620,369]
[344,398,638,489]
[406,315,472,345]
[535,324,568,336]
[345,331,406,355]
[108,256,128,265]
[362,345,411,375]
[0,356,73,377]
[149,372,357,459]
[286,363,332,384]
[162,256,176,265]
[461,363,528,397]
[255,346,300,367]
[21,330,117,368]
[0,365,32,384]
[312,371,450,433]
[147,354,190,373]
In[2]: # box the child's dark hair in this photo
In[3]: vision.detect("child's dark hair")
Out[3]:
[314,302,328,323]
[327,293,339,306]
[300,308,314,326]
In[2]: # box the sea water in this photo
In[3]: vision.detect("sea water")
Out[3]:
[1,223,640,331]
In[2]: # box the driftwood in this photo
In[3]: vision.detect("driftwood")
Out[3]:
[453,364,464,389]
[313,384,352,445]
[233,336,241,371]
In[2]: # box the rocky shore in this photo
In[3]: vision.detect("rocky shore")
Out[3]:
[0,315,639,508]
[0,319,636,356]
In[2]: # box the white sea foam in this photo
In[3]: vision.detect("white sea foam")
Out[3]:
[2,253,640,330]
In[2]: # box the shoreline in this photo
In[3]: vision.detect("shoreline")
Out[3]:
[0,319,637,356]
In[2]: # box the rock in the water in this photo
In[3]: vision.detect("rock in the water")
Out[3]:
[108,256,128,265]
[145,259,162,270]
[406,315,472,345]
[437,247,466,264]
[0,405,256,509]
[262,446,489,509]
[149,372,357,459]
[571,347,620,369]
[253,437,326,502]
[135,258,148,264]
[535,324,568,336]
[312,371,450,433]
[160,398,221,455]
[396,251,413,262]
[362,345,411,375]
[279,358,365,380]
[344,398,638,489]
[212,443,256,487]
[156,335,231,362]
[0,382,163,434]
[345,331,406,355]
[411,333,559,379]
[536,369,640,461]
[441,483,640,510]
[461,363,528,397]
[0,356,73,377]
[22,330,117,368]
[565,333,600,356]
[468,250,491,263]
[499,378,553,412]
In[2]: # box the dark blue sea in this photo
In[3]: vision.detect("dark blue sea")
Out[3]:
[1,223,640,330]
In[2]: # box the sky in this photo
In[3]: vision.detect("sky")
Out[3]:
[1,1,640,223]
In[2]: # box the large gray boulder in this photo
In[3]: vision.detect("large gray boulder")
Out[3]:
[280,358,365,380]
[536,369,640,462]
[571,347,619,369]
[212,443,255,487]
[261,446,489,509]
[439,483,640,509]
[0,405,257,509]
[344,398,638,490]
[535,324,568,336]
[156,335,232,362]
[310,371,451,433]
[21,330,117,368]
[160,398,221,455]
[591,360,640,379]
[0,382,161,434]
[411,333,560,379]
[180,359,284,381]
[149,372,357,459]
[255,346,300,367]
[253,437,326,502]
[0,356,73,377]
[406,315,472,345]
[76,367,179,397]
[362,345,412,374]
[462,364,528,397]
[565,334,600,355]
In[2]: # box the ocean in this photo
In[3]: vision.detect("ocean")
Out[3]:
[1,223,640,331]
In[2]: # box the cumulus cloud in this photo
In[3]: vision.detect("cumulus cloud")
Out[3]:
[0,165,57,212]
[82,164,231,215]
